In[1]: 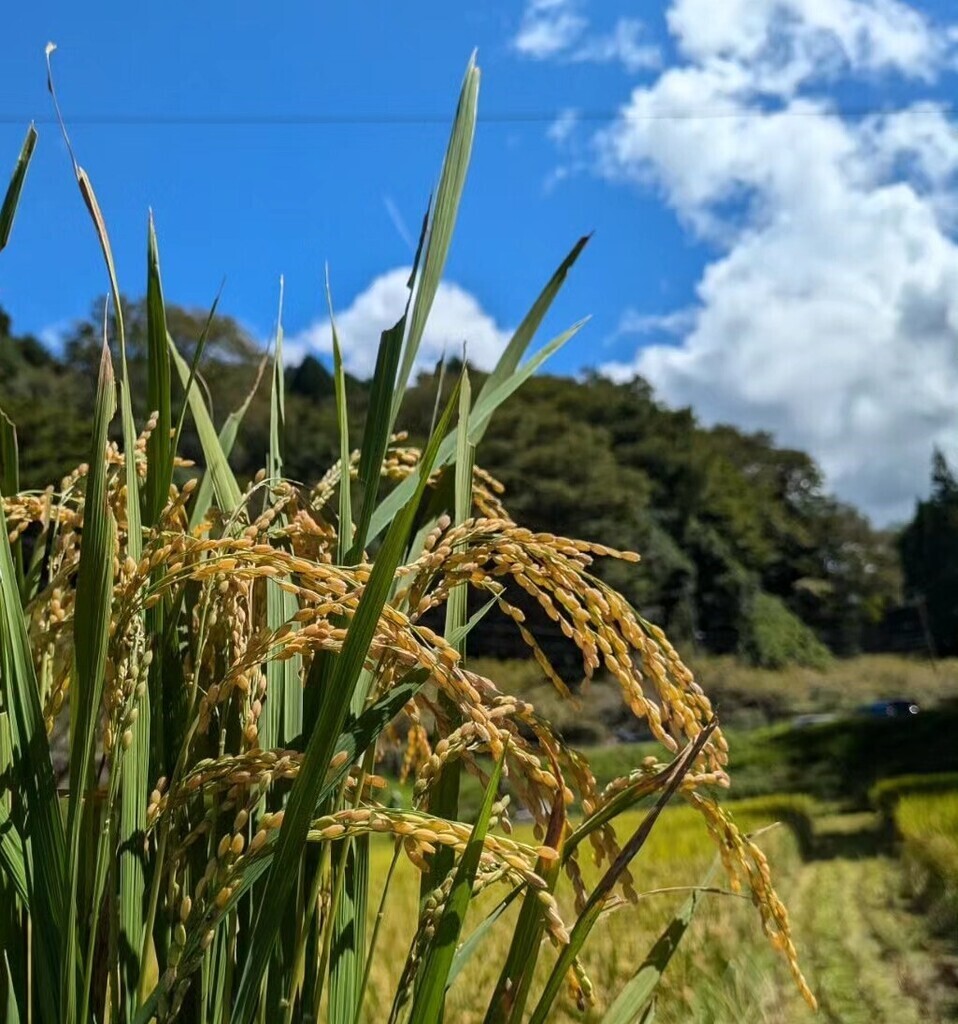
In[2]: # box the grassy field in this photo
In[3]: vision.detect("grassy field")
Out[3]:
[352,795,958,1024]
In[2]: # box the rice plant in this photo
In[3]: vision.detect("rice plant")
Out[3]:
[894,790,958,933]
[0,50,814,1023]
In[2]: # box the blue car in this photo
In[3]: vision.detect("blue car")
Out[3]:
[857,699,920,718]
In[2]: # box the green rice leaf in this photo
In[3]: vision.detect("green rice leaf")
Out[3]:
[46,46,142,563]
[0,124,37,253]
[406,745,507,1024]
[391,54,479,425]
[62,340,117,1022]
[350,314,404,558]
[170,333,244,514]
[484,788,565,1024]
[144,212,173,526]
[0,805,28,905]
[118,699,150,1021]
[171,288,222,459]
[446,887,522,992]
[0,429,66,1023]
[329,838,368,1024]
[599,874,711,1024]
[0,505,66,873]
[424,369,474,895]
[327,269,353,561]
[187,352,267,530]
[0,409,23,599]
[476,234,588,409]
[444,586,502,649]
[269,277,286,485]
[262,281,301,750]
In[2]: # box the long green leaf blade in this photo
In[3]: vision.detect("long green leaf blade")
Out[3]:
[485,789,566,1024]
[391,54,479,425]
[0,124,37,253]
[187,354,266,530]
[0,410,23,599]
[145,212,173,526]
[349,315,404,558]
[0,805,28,905]
[169,334,244,513]
[476,234,589,409]
[327,270,353,562]
[600,879,709,1024]
[0,462,65,1023]
[406,746,507,1024]
[424,369,474,895]
[47,48,142,566]
[262,281,301,750]
[62,340,117,1022]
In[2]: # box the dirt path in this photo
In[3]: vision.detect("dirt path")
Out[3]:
[784,813,958,1024]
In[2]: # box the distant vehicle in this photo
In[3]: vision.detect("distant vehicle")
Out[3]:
[790,712,839,729]
[857,699,920,718]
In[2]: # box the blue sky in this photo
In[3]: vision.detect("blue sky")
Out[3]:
[0,3,672,367]
[4,1,958,523]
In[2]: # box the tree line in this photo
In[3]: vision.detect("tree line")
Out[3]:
[1,297,951,667]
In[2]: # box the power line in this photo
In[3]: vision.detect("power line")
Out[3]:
[0,104,954,127]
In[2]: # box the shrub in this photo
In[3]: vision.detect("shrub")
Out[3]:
[738,591,831,670]
[0,52,815,1023]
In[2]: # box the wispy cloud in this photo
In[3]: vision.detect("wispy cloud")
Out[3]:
[514,0,587,59]
[383,195,415,253]
[513,2,660,72]
[615,307,698,337]
[547,107,580,144]
[572,18,661,72]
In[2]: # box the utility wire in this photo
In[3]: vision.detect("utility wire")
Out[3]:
[0,104,954,127]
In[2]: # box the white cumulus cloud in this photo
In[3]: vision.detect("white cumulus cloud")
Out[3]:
[586,0,958,523]
[287,269,511,379]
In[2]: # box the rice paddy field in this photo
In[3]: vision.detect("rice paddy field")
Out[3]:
[355,793,958,1024]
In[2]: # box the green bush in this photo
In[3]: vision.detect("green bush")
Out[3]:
[738,591,831,670]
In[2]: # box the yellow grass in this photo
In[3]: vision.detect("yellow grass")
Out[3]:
[360,802,808,1023]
